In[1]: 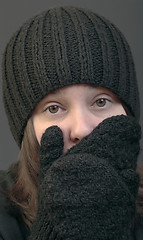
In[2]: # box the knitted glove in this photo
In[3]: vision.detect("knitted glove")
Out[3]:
[29,115,141,240]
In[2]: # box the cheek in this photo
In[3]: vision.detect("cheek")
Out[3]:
[35,128,44,145]
[99,103,127,119]
[91,104,127,126]
[111,104,127,116]
[33,117,53,145]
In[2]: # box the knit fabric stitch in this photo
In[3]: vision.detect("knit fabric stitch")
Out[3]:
[2,6,140,146]
[29,115,141,239]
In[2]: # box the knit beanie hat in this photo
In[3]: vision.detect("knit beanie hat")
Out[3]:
[2,6,140,147]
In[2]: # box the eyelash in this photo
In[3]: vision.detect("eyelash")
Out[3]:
[45,98,110,114]
[95,98,110,107]
[44,104,64,115]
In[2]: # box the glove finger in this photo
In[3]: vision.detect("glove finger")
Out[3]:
[40,153,138,239]
[67,115,141,169]
[70,115,141,153]
[91,115,141,168]
[39,125,64,181]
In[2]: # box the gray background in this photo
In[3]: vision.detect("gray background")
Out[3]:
[0,0,143,169]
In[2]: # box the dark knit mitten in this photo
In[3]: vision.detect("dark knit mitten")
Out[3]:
[29,115,141,240]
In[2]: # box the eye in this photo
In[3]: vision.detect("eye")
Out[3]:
[47,105,60,114]
[96,98,107,107]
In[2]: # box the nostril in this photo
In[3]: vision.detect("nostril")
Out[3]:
[74,137,81,143]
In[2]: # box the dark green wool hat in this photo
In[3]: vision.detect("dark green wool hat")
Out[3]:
[2,6,140,147]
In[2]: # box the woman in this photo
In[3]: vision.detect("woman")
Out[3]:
[0,6,143,239]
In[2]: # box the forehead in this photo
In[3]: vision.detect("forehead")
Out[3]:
[37,84,121,105]
[47,84,117,95]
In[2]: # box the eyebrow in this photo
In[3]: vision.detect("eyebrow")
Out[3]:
[52,85,96,94]
[47,88,65,98]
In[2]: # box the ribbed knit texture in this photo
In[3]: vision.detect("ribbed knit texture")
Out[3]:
[2,6,140,146]
[29,115,141,239]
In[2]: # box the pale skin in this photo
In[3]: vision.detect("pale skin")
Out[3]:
[32,84,126,153]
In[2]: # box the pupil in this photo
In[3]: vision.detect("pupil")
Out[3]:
[97,99,106,107]
[49,106,58,113]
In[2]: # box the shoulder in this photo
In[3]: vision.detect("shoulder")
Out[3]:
[135,217,143,240]
[130,216,143,240]
[0,209,26,240]
[0,170,12,210]
[0,169,12,188]
[0,170,26,240]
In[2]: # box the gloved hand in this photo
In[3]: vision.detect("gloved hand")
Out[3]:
[29,115,141,240]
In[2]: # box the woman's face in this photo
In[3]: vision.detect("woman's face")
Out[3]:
[32,84,126,153]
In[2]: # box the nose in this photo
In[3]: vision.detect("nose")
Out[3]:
[69,110,97,144]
